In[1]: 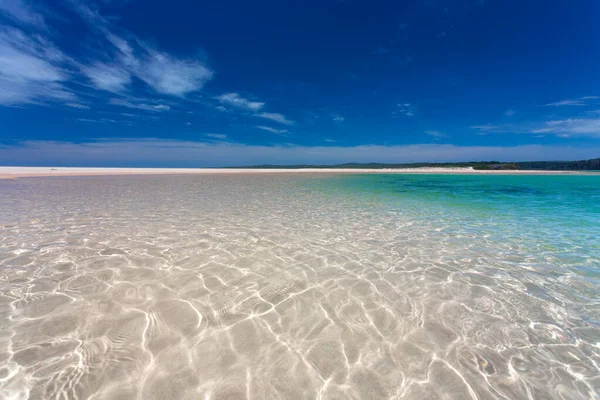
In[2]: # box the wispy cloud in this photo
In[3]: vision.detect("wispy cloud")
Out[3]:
[66,103,90,109]
[256,126,289,134]
[76,118,117,123]
[470,124,504,134]
[134,51,213,96]
[0,0,46,29]
[332,113,345,122]
[2,139,599,167]
[255,112,294,125]
[71,1,213,97]
[205,133,227,140]
[470,116,600,138]
[396,103,415,117]
[543,96,599,107]
[109,98,170,112]
[505,109,516,117]
[425,130,447,138]
[0,0,213,106]
[80,63,131,92]
[0,26,74,105]
[215,93,264,111]
[532,118,600,137]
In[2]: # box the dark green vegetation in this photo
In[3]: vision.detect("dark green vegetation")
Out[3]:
[231,158,600,171]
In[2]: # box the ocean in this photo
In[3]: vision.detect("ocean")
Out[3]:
[0,173,598,399]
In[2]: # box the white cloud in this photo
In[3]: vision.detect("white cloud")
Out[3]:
[85,29,212,96]
[396,103,415,117]
[135,51,213,96]
[0,0,214,106]
[256,126,288,134]
[205,133,227,140]
[425,130,447,138]
[69,3,214,97]
[470,124,503,134]
[332,114,345,122]
[109,98,170,112]
[505,109,516,117]
[2,140,599,167]
[255,112,294,125]
[76,118,116,123]
[470,117,600,138]
[66,103,90,109]
[532,118,600,137]
[215,93,264,111]
[0,0,46,29]
[0,26,74,105]
[80,63,131,92]
[544,97,598,107]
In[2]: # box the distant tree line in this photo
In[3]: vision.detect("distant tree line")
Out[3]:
[516,158,600,170]
[231,158,600,170]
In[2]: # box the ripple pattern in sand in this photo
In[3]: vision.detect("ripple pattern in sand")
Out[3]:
[0,175,599,399]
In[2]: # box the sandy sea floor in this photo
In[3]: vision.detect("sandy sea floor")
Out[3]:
[0,173,598,399]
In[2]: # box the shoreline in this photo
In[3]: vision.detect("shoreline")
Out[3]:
[1,166,598,179]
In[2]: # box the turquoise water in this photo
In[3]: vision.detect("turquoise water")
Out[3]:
[321,174,600,268]
[313,173,600,325]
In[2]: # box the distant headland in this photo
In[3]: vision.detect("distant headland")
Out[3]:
[230,158,600,171]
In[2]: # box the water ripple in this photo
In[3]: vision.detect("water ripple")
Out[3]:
[0,174,598,399]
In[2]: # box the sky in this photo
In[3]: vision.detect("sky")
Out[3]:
[1,0,600,167]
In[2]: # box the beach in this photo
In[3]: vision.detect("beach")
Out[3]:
[0,166,597,179]
[0,173,598,399]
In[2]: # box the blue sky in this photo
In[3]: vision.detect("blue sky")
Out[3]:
[1,0,600,166]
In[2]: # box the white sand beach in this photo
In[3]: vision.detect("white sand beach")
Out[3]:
[0,166,596,179]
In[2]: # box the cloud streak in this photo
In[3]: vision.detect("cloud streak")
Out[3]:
[0,0,46,29]
[66,103,90,109]
[425,130,447,138]
[0,26,74,105]
[532,118,600,137]
[255,112,294,125]
[256,126,288,134]
[205,133,227,140]
[215,93,264,111]
[109,98,170,112]
[80,63,131,92]
[544,96,599,107]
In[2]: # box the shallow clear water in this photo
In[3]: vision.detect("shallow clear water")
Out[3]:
[0,174,599,399]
